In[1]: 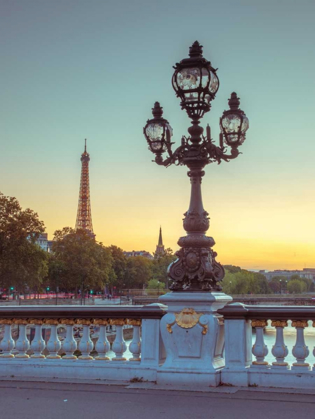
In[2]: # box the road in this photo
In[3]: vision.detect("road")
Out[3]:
[0,380,314,419]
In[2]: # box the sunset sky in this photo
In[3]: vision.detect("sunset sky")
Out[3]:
[1,0,315,270]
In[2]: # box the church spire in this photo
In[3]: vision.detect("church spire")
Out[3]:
[155,226,165,258]
[158,226,163,247]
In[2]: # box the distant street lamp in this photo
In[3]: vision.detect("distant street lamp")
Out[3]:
[144,41,249,292]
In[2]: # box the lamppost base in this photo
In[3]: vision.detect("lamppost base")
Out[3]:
[157,292,232,387]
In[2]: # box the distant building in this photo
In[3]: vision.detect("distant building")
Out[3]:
[36,234,53,253]
[264,269,315,282]
[124,250,153,260]
[154,227,165,258]
[36,234,49,252]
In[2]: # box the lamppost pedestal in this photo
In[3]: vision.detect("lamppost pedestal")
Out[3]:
[157,291,232,387]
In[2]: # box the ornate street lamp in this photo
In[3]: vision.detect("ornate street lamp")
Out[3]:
[143,41,249,292]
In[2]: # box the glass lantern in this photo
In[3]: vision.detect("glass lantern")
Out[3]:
[144,102,173,154]
[220,93,249,147]
[172,41,219,119]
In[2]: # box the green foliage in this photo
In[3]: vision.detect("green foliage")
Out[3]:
[0,192,47,292]
[125,256,152,289]
[221,267,271,295]
[287,279,307,294]
[151,248,176,286]
[147,279,166,290]
[50,227,114,293]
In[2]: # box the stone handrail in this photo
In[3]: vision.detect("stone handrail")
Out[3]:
[0,304,166,383]
[218,303,315,389]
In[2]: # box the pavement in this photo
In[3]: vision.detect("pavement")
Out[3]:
[0,379,315,419]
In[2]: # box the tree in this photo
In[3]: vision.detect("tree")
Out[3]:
[147,279,166,290]
[108,245,127,291]
[152,248,176,287]
[51,227,114,296]
[0,192,47,294]
[287,279,307,294]
[221,268,271,295]
[125,256,152,289]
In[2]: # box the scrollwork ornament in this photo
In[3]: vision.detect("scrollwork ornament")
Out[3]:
[44,318,59,325]
[75,318,92,326]
[271,320,288,328]
[59,319,76,325]
[175,308,202,329]
[0,319,13,325]
[93,319,109,326]
[110,319,126,326]
[251,320,268,328]
[127,319,141,327]
[12,319,28,325]
[169,246,224,291]
[28,319,43,325]
[292,320,308,328]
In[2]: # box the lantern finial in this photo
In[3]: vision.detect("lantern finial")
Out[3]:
[228,92,240,110]
[189,41,203,58]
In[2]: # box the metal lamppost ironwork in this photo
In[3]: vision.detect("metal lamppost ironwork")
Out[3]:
[144,41,249,293]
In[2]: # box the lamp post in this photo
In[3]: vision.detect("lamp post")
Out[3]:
[144,41,249,292]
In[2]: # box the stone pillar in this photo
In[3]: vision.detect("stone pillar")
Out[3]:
[157,292,231,387]
[221,317,252,386]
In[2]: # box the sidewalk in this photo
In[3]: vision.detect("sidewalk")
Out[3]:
[0,379,314,419]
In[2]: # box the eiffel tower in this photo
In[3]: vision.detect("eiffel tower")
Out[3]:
[75,139,94,236]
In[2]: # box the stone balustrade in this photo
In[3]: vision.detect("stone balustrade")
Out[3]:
[1,301,315,389]
[219,303,315,388]
[0,304,166,382]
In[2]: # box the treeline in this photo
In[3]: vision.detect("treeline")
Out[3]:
[0,192,175,296]
[1,192,313,297]
[221,265,314,295]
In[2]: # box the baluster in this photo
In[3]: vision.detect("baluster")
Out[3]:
[45,319,61,359]
[30,319,45,358]
[271,320,288,368]
[94,319,110,360]
[0,320,15,358]
[77,319,94,360]
[251,320,269,367]
[111,319,127,361]
[128,319,141,362]
[15,320,30,358]
[60,320,77,360]
[292,320,310,369]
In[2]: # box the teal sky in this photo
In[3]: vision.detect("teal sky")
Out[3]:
[1,0,315,269]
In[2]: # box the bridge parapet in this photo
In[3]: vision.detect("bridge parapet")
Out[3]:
[1,301,315,389]
[218,303,315,387]
[0,304,166,382]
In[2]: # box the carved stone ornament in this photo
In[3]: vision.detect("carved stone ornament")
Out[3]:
[110,319,126,326]
[0,319,13,325]
[75,319,92,326]
[271,320,288,328]
[12,319,28,325]
[292,320,308,328]
[167,308,208,335]
[59,319,76,325]
[127,319,142,327]
[251,320,268,328]
[44,319,59,325]
[93,319,109,326]
[28,319,43,325]
[175,308,202,328]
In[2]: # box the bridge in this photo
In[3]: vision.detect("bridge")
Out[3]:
[132,294,315,306]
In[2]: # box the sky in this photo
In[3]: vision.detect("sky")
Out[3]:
[1,0,315,270]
